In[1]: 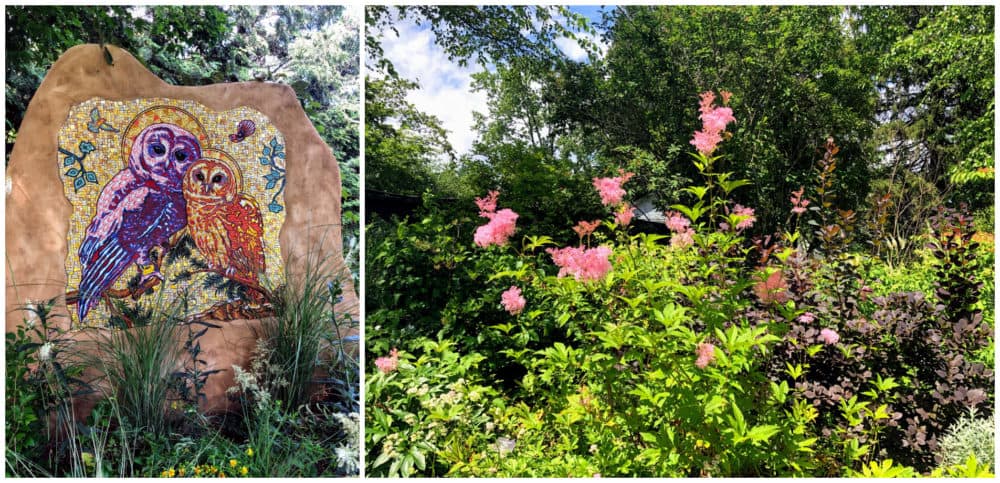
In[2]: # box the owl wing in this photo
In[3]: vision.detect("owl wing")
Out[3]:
[77,184,153,321]
[222,195,266,282]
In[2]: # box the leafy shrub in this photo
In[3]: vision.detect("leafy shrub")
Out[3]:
[935,409,994,470]
[5,299,90,476]
[365,90,994,477]
[366,339,500,477]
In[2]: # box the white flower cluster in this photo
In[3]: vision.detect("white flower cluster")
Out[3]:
[332,411,360,475]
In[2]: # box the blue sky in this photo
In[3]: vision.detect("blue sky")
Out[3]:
[376,7,609,159]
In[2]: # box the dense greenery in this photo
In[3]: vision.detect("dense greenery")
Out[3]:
[365,5,994,477]
[366,5,993,239]
[6,272,358,477]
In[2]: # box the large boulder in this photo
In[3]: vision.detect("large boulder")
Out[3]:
[6,44,358,413]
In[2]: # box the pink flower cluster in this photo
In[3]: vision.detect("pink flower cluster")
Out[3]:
[501,286,526,315]
[790,186,810,215]
[614,203,635,227]
[375,348,399,374]
[573,219,602,239]
[592,170,634,207]
[690,90,736,156]
[695,342,716,369]
[665,211,695,248]
[546,245,613,282]
[474,191,519,247]
[732,204,756,230]
[819,328,840,345]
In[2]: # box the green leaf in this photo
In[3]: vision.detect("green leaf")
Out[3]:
[746,424,780,443]
[411,447,426,471]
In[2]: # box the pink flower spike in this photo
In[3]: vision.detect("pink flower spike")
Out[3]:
[546,245,613,282]
[695,342,716,369]
[475,190,499,217]
[500,286,526,315]
[573,219,602,238]
[798,312,816,324]
[593,175,629,206]
[720,90,733,105]
[701,106,736,133]
[690,129,723,156]
[733,204,756,230]
[790,186,810,215]
[819,328,840,345]
[614,204,635,227]
[375,348,399,374]
[474,208,519,247]
[698,91,717,116]
[671,228,695,248]
[665,211,691,233]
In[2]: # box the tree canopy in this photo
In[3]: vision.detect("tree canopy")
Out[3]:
[366,5,993,247]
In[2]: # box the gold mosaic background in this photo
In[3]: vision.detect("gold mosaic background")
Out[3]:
[59,98,286,327]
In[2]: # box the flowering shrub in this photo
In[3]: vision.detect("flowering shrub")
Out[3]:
[473,191,519,247]
[500,286,526,315]
[365,90,993,476]
[366,340,499,477]
[546,245,613,282]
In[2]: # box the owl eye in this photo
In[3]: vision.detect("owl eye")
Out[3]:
[195,172,205,182]
[147,143,167,157]
[212,174,224,184]
[174,150,188,162]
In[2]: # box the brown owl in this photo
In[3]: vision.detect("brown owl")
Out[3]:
[182,154,266,290]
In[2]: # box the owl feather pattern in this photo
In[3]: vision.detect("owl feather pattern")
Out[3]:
[182,158,266,287]
[77,123,201,321]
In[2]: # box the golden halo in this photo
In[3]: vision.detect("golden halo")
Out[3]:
[120,105,208,167]
[198,148,245,193]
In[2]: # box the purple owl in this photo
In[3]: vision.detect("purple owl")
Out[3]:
[77,123,201,321]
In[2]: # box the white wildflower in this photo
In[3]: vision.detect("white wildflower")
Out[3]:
[24,302,38,329]
[332,412,360,475]
[494,436,516,455]
[38,342,53,362]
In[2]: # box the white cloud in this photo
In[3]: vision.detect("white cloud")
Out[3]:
[378,19,489,159]
[374,11,608,158]
[554,36,589,62]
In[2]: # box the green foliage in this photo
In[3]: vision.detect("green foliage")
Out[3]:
[364,76,455,195]
[365,340,499,477]
[365,88,993,476]
[89,302,185,436]
[5,299,90,476]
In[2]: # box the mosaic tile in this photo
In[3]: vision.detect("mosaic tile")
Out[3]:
[58,98,286,327]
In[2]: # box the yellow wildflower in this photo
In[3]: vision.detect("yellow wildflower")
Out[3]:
[168,468,176,478]
[240,466,248,476]
[219,472,226,478]
[178,468,186,477]
[161,470,168,478]
[194,467,202,475]
[245,447,254,457]
[230,459,238,468]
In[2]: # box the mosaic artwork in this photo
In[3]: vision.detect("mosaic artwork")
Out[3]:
[59,99,286,327]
